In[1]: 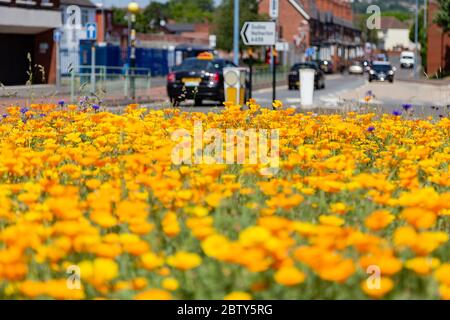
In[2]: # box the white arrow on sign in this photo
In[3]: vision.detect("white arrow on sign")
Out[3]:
[240,22,276,46]
[86,23,97,40]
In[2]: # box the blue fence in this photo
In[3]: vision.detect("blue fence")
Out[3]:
[79,44,170,76]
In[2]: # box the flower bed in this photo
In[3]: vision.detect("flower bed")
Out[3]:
[0,102,449,300]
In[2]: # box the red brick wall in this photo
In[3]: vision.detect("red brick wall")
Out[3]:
[34,29,56,84]
[259,0,310,47]
[427,0,450,75]
[96,11,105,43]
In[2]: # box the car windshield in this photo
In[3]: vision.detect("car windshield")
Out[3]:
[292,63,317,71]
[372,64,392,72]
[176,59,223,72]
[402,56,414,60]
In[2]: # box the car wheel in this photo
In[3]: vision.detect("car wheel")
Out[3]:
[194,98,203,106]
[321,81,325,89]
[368,78,373,82]
[389,79,394,83]
[171,98,181,107]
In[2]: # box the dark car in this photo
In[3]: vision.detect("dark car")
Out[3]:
[288,62,325,90]
[167,56,237,106]
[368,62,396,83]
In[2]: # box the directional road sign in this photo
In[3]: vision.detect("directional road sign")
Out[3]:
[53,29,61,43]
[241,22,276,46]
[86,23,97,41]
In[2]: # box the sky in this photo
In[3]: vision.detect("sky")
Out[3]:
[98,0,222,9]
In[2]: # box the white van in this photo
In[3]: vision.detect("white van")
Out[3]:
[400,51,415,69]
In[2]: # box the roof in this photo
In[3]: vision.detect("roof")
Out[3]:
[380,17,409,30]
[164,24,196,34]
[60,0,97,8]
[288,0,310,20]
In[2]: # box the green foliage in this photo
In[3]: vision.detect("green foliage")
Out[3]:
[111,0,214,33]
[434,0,450,32]
[382,11,413,22]
[142,2,171,31]
[214,0,268,52]
[168,0,214,23]
[352,0,417,14]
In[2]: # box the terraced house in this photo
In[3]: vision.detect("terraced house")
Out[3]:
[259,0,362,70]
[0,0,61,86]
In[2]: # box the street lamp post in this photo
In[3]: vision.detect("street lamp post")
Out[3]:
[414,0,419,78]
[128,2,139,100]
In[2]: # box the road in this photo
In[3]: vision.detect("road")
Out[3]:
[249,57,449,117]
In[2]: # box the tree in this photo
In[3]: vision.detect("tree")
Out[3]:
[214,0,268,52]
[168,0,215,23]
[111,7,150,33]
[142,2,170,31]
[434,0,450,32]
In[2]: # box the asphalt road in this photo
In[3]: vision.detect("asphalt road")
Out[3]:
[141,57,448,118]
[144,73,368,112]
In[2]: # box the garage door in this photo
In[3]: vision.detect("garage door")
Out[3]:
[0,33,34,86]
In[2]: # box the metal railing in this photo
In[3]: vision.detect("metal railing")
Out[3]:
[252,65,290,87]
[66,66,152,103]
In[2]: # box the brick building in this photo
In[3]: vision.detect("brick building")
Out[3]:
[427,0,450,76]
[259,0,361,70]
[0,0,61,85]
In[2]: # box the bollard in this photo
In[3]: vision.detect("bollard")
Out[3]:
[299,68,315,107]
[223,68,247,106]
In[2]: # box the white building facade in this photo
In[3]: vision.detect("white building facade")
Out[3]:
[59,0,96,75]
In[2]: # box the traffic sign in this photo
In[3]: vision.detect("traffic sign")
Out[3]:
[209,34,217,49]
[53,29,61,43]
[269,0,279,19]
[241,22,276,46]
[305,47,316,57]
[276,41,289,52]
[86,23,97,41]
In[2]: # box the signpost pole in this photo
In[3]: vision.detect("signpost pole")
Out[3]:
[54,30,61,90]
[270,0,279,107]
[272,45,276,106]
[249,59,253,99]
[240,20,277,102]
[414,0,419,79]
[233,0,239,65]
[91,43,96,93]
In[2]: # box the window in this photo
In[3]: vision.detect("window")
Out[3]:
[82,9,90,26]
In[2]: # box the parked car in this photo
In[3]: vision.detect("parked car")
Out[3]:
[167,54,238,106]
[400,51,415,69]
[368,62,396,83]
[348,61,364,75]
[288,62,325,90]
